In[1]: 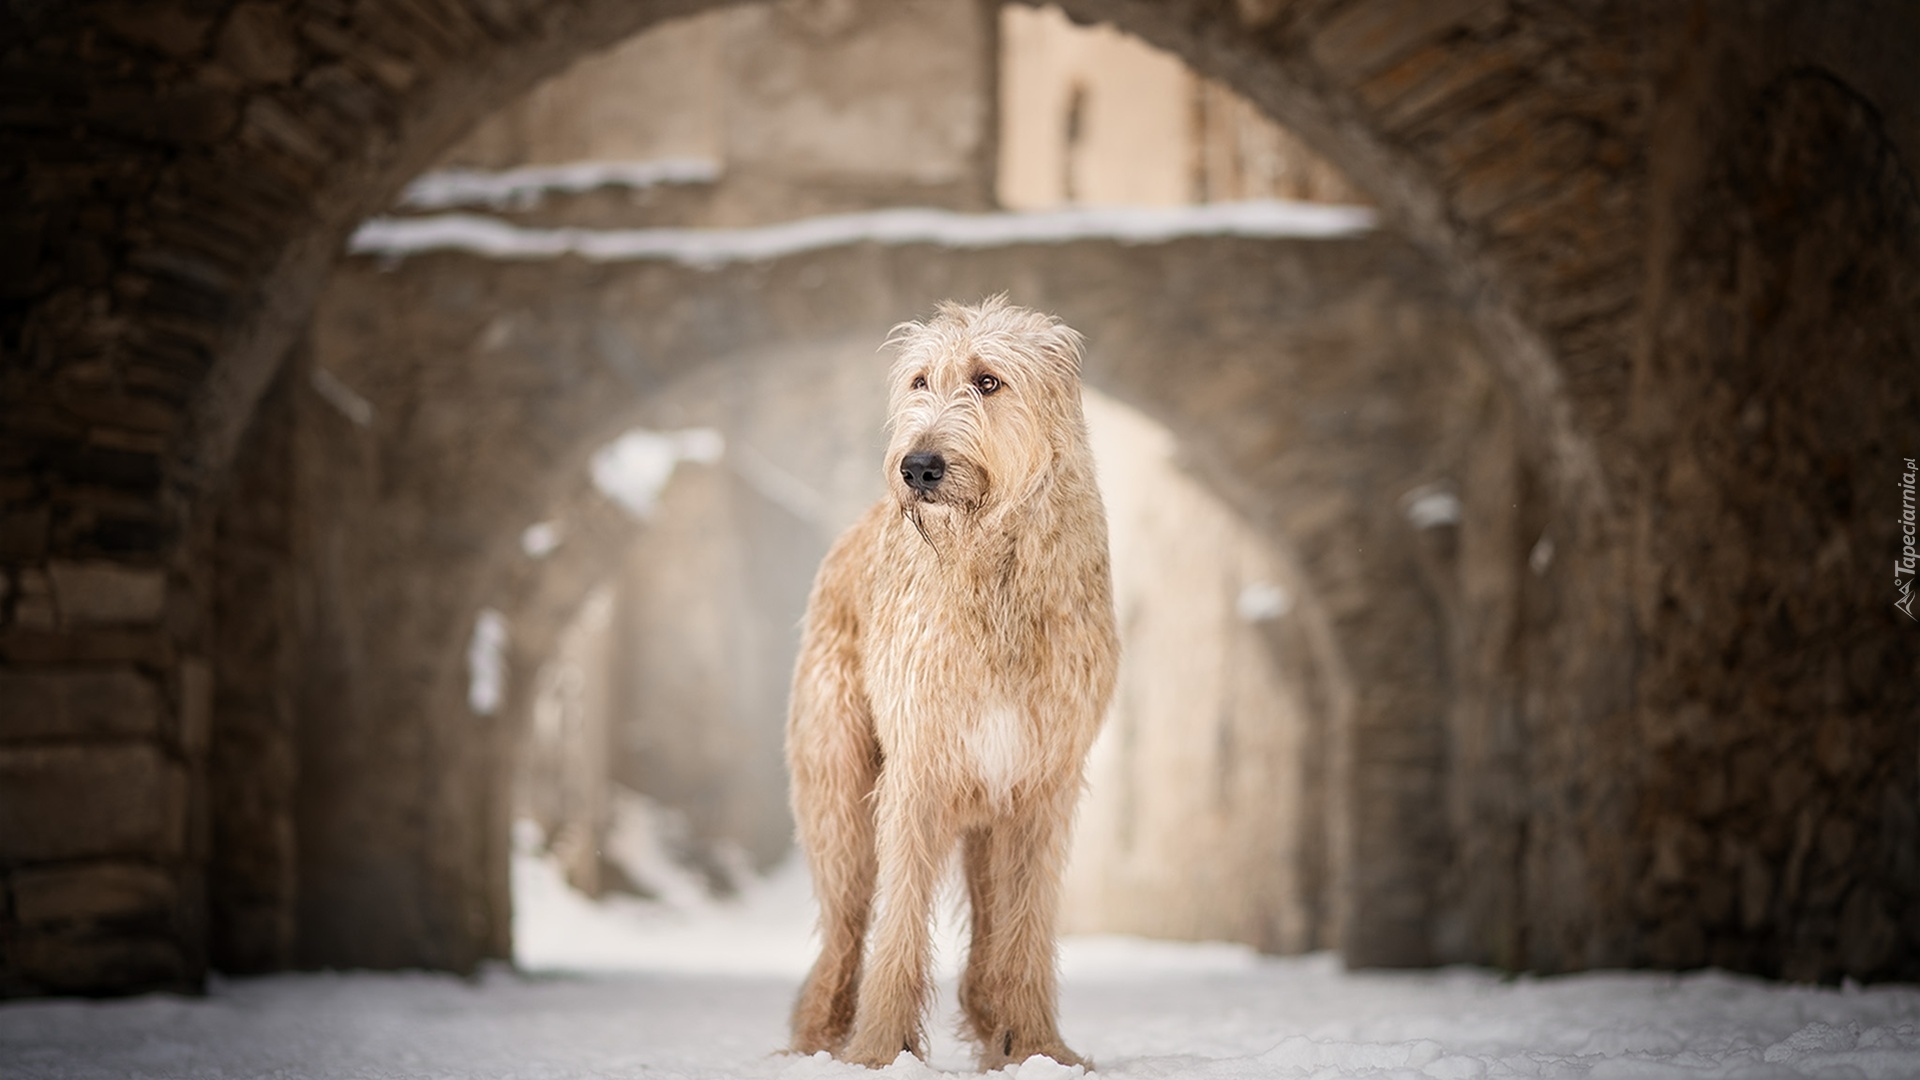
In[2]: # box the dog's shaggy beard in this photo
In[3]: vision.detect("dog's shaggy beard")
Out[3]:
[904,502,937,553]
[899,484,988,560]
[890,415,996,561]
[891,413,1051,566]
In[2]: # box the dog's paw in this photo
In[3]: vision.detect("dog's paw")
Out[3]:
[788,1022,849,1058]
[981,1036,1091,1075]
[843,1048,920,1071]
[841,1036,924,1070]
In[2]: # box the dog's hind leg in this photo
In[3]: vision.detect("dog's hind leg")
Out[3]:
[787,611,880,1054]
[976,782,1087,1072]
[842,770,958,1067]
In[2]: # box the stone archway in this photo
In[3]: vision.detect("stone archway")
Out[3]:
[3,0,1634,493]
[4,0,1918,995]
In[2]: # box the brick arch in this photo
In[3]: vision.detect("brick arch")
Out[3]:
[4,0,1632,504]
[1050,0,1641,488]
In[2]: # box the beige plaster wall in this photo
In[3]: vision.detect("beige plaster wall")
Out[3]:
[434,0,998,225]
[997,3,1367,208]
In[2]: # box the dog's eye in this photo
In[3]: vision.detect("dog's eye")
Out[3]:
[911,374,927,390]
[974,373,1001,395]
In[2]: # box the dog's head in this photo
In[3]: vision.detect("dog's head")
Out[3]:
[882,295,1088,529]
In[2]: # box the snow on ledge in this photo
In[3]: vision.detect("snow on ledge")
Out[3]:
[348,200,1377,267]
[590,427,725,520]
[397,158,721,212]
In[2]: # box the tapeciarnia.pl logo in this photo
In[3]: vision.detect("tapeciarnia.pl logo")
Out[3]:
[1899,457,1918,620]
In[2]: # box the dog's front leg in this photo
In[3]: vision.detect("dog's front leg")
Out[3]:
[787,718,879,1054]
[842,768,953,1068]
[976,781,1087,1072]
[957,827,1001,1047]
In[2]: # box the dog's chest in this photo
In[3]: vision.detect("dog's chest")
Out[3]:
[964,700,1029,807]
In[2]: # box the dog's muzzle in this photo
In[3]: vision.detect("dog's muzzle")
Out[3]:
[900,451,947,494]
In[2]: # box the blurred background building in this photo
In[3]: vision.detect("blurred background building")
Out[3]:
[329,0,1408,957]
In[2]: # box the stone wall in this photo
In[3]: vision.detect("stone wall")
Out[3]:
[1046,0,1920,980]
[404,0,1352,231]
[519,585,618,897]
[418,0,1000,228]
[607,464,825,875]
[1623,10,1920,980]
[206,364,299,973]
[999,3,1366,208]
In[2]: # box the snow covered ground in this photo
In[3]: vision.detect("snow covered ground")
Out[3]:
[6,849,1918,1079]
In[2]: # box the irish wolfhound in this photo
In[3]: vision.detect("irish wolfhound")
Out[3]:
[786,297,1119,1070]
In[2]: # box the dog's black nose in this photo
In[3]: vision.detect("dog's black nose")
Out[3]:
[900,451,946,492]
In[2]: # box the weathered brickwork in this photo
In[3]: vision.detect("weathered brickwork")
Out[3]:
[1,0,1916,993]
[1628,23,1920,979]
[1044,0,1920,978]
[205,367,299,973]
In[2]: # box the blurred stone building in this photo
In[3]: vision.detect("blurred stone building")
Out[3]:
[413,1,1387,954]
[424,0,998,227]
[999,4,1366,208]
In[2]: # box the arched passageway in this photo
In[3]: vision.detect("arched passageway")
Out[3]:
[236,210,1498,974]
[2,0,1916,996]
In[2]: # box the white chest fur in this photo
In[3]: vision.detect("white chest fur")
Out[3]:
[965,700,1029,808]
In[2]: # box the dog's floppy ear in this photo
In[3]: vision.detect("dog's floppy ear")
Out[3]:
[980,292,1084,381]
[882,316,930,358]
[1042,320,1086,378]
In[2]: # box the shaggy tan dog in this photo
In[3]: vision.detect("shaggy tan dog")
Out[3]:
[786,297,1119,1070]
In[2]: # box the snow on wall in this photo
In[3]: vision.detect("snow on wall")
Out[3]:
[519,520,563,558]
[466,608,509,716]
[348,200,1377,268]
[589,427,727,520]
[309,367,374,427]
[396,159,722,212]
[1400,483,1464,530]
